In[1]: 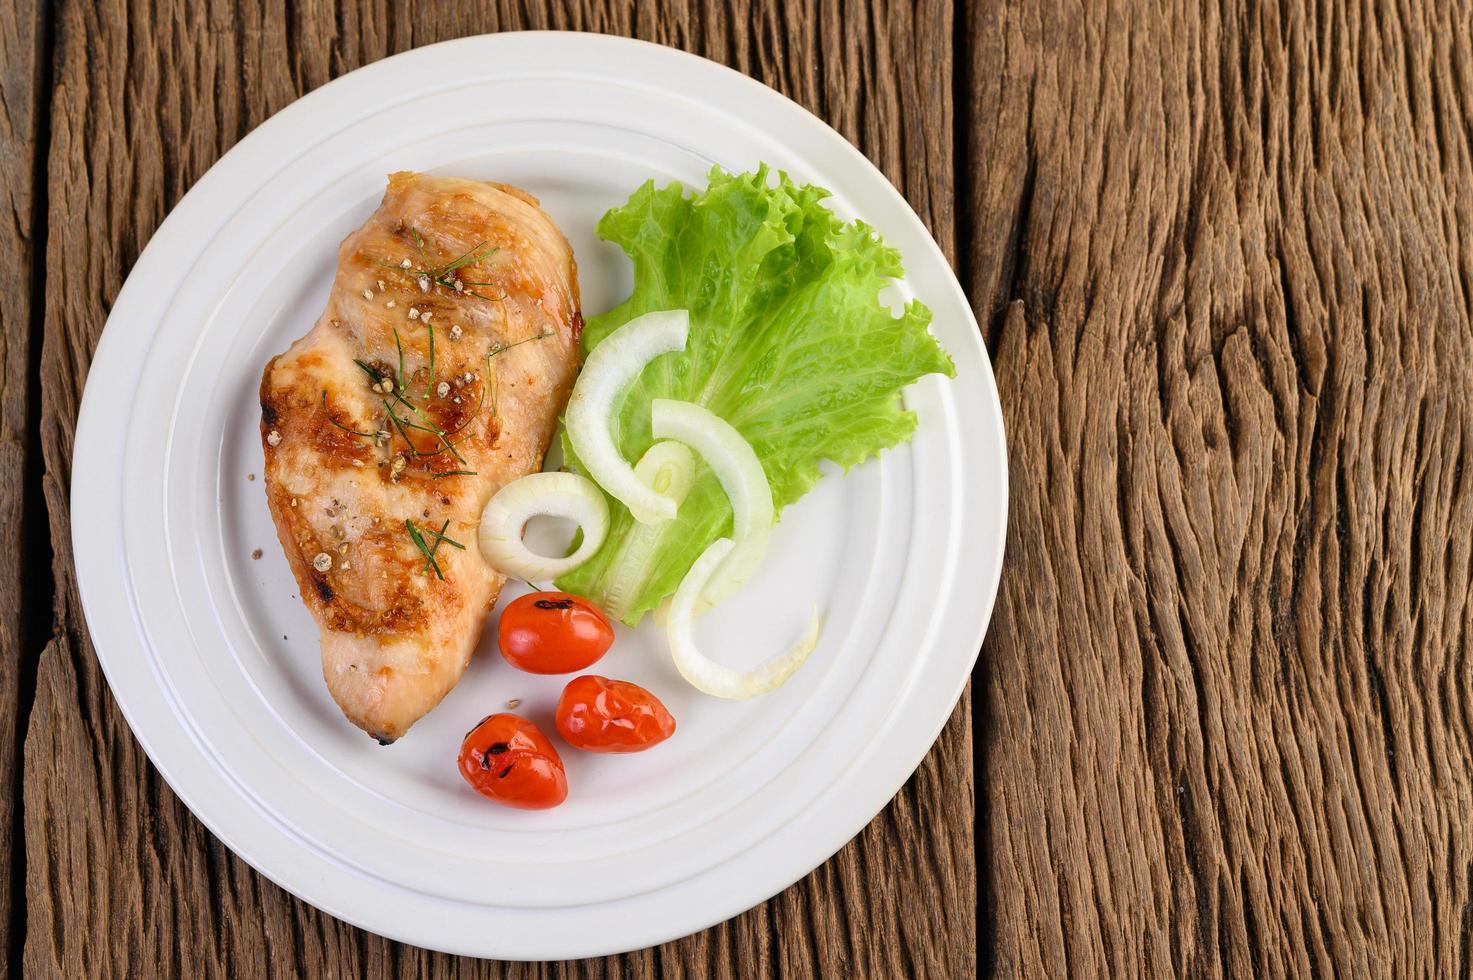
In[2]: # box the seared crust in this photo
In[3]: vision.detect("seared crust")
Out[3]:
[259,172,581,742]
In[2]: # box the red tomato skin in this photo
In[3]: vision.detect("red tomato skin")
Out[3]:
[556,676,677,753]
[458,714,568,809]
[498,592,615,674]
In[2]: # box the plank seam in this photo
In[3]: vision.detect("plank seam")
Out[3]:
[952,1,992,978]
[10,0,58,973]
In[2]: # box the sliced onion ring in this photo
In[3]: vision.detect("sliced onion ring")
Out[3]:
[634,440,697,503]
[651,398,773,605]
[564,309,689,524]
[603,441,697,621]
[667,538,821,698]
[478,472,609,587]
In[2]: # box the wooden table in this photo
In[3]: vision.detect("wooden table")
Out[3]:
[5,1,1471,977]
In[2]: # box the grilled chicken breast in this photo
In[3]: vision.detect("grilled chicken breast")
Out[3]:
[260,172,581,743]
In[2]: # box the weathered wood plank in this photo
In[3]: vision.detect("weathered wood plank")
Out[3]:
[23,2,970,977]
[0,0,47,970]
[968,1,1473,976]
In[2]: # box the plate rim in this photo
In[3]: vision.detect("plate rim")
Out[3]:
[70,29,1007,959]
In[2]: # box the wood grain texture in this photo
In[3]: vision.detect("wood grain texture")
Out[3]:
[0,0,46,971]
[20,2,972,978]
[969,0,1473,976]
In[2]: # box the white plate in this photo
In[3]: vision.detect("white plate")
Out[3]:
[70,32,1006,960]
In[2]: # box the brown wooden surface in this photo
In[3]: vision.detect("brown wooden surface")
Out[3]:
[10,0,1473,977]
[2,0,45,972]
[968,1,1473,976]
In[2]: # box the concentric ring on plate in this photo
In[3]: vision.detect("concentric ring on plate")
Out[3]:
[155,113,927,904]
[72,32,1004,958]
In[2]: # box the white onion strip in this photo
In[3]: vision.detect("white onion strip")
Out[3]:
[564,309,689,524]
[603,441,697,620]
[651,398,773,606]
[478,472,609,587]
[668,538,821,698]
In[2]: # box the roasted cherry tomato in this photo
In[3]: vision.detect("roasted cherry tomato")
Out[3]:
[555,675,677,753]
[498,591,614,674]
[458,713,568,809]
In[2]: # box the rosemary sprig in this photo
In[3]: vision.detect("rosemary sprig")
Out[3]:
[394,327,407,392]
[381,400,469,463]
[411,228,433,270]
[362,339,463,459]
[404,411,468,464]
[438,249,501,299]
[489,330,554,359]
[357,357,423,416]
[353,358,384,384]
[485,358,497,419]
[386,232,501,294]
[365,356,471,461]
[424,519,466,551]
[381,399,433,455]
[321,391,375,437]
[392,413,441,437]
[405,518,465,579]
[405,519,443,580]
[462,286,506,302]
[353,326,536,465]
[432,469,479,479]
[435,240,498,279]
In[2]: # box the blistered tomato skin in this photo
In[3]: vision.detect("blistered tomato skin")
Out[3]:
[498,592,615,674]
[556,675,677,753]
[458,713,568,809]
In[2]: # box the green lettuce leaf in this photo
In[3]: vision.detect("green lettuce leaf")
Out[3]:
[556,165,955,624]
